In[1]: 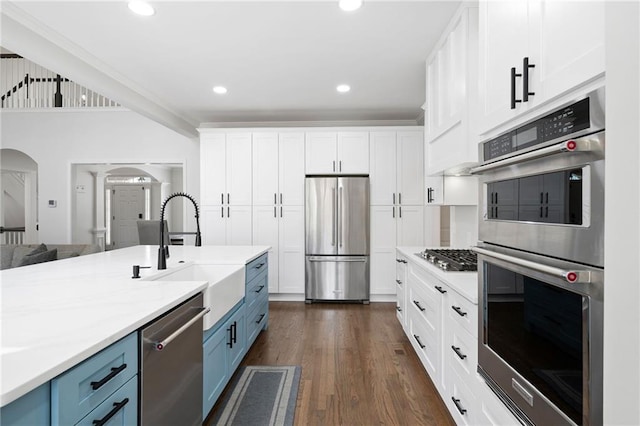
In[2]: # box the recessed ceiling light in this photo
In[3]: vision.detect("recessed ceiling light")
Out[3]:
[339,0,363,12]
[213,86,228,95]
[337,84,351,93]
[128,1,155,16]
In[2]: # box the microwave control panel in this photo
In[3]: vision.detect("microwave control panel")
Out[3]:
[483,98,591,162]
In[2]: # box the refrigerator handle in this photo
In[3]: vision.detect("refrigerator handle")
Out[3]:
[338,186,343,248]
[331,187,336,246]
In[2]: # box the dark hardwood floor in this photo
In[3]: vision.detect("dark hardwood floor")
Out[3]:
[206,302,454,426]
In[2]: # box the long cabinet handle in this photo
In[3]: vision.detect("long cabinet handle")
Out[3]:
[274,193,277,204]
[435,286,447,294]
[451,345,467,360]
[398,193,402,205]
[413,300,426,312]
[92,398,129,426]
[256,313,266,324]
[399,206,402,218]
[396,279,402,285]
[510,66,522,109]
[413,334,426,349]
[392,206,395,218]
[90,364,127,390]
[472,246,592,284]
[523,57,535,102]
[227,193,230,204]
[227,206,230,217]
[227,323,234,348]
[255,285,265,293]
[333,160,336,172]
[221,193,224,204]
[339,160,342,172]
[274,206,277,218]
[451,397,467,415]
[393,193,396,204]
[452,306,467,317]
[255,262,265,269]
[280,193,283,204]
[281,206,283,218]
[221,206,224,218]
[154,307,210,351]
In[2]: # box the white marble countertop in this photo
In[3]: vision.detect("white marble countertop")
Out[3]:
[0,245,269,407]
[397,246,479,304]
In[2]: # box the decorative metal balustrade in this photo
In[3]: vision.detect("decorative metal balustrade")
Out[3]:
[0,227,25,244]
[1,54,119,109]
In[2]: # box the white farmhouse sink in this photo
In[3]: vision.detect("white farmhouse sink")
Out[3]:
[145,264,245,330]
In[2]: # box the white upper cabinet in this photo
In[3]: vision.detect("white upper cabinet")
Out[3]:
[305,131,369,174]
[425,5,480,176]
[252,132,305,206]
[200,132,252,206]
[370,129,424,206]
[478,0,604,136]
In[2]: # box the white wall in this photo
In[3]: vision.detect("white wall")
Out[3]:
[449,205,477,248]
[0,109,199,244]
[604,2,640,424]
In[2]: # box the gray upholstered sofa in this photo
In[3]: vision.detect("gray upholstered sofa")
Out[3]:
[0,244,101,270]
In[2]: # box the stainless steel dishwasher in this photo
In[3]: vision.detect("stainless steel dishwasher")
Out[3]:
[140,293,209,426]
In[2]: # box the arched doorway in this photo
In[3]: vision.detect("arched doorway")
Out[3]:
[0,149,38,244]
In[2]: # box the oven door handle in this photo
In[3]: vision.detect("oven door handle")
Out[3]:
[469,138,593,174]
[471,247,591,284]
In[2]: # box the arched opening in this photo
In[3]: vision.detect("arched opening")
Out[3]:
[0,148,38,244]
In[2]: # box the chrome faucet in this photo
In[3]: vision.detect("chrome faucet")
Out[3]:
[158,192,202,270]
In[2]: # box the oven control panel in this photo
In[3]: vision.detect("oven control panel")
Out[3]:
[483,97,591,162]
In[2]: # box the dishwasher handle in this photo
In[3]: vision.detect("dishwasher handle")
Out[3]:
[154,307,210,351]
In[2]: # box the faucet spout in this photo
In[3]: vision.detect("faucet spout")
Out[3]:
[158,192,202,270]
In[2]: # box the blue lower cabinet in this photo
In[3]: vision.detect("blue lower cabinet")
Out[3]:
[0,383,51,426]
[202,304,246,419]
[75,376,137,426]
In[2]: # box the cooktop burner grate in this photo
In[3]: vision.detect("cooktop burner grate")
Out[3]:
[415,248,477,272]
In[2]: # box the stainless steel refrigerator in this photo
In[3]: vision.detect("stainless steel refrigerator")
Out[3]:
[305,176,370,303]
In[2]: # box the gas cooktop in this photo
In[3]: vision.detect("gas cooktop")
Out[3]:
[415,248,477,272]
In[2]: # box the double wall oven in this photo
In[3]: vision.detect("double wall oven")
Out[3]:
[471,88,605,426]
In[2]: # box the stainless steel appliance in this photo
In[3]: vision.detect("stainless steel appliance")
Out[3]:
[471,88,605,426]
[415,248,478,271]
[305,176,370,303]
[140,293,209,426]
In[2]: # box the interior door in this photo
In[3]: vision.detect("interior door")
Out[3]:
[111,185,145,249]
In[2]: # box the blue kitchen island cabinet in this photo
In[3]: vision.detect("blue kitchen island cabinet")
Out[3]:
[0,384,51,426]
[202,253,269,420]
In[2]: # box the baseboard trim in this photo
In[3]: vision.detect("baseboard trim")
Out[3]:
[268,294,396,303]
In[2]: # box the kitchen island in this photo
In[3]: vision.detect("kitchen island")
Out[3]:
[0,245,269,423]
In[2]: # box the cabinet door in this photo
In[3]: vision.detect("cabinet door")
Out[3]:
[202,206,227,245]
[279,133,305,206]
[226,133,252,205]
[370,206,398,295]
[305,132,337,174]
[337,132,369,174]
[278,205,305,294]
[397,205,425,247]
[532,1,604,102]
[478,0,532,134]
[228,307,246,372]
[397,131,424,205]
[369,131,397,206]
[227,206,252,245]
[253,133,279,206]
[200,133,226,206]
[253,206,279,293]
[0,384,50,426]
[202,326,230,419]
[425,176,444,205]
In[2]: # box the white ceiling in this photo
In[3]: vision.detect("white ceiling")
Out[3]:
[2,1,460,134]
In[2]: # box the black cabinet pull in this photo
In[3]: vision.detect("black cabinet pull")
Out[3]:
[495,206,498,218]
[427,187,434,203]
[413,300,426,312]
[90,364,127,390]
[227,324,234,348]
[232,321,237,344]
[540,192,544,203]
[435,286,447,294]
[399,206,402,218]
[92,398,129,426]
[255,262,265,269]
[274,206,277,218]
[401,260,408,264]
[221,206,224,218]
[396,258,402,263]
[510,67,522,109]
[523,57,535,102]
[227,193,230,204]
[227,206,230,217]
[280,206,283,218]
[396,306,402,312]
[540,206,543,218]
[452,306,467,317]
[451,397,467,415]
[256,313,266,324]
[221,193,224,204]
[274,193,277,204]
[280,193,283,204]
[393,193,396,204]
[545,192,549,204]
[255,285,265,293]
[333,161,336,172]
[545,206,549,218]
[398,193,402,205]
[396,279,402,285]
[413,334,426,349]
[451,345,467,360]
[392,206,395,218]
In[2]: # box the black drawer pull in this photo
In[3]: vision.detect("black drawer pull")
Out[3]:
[452,306,467,317]
[255,262,265,269]
[396,258,402,263]
[451,345,467,360]
[92,398,129,426]
[413,334,426,349]
[435,286,447,294]
[90,364,127,390]
[396,279,402,285]
[256,313,266,324]
[451,397,467,415]
[413,300,426,312]
[255,285,265,293]
[396,306,402,312]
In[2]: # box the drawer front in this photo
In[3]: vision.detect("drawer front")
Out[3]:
[52,332,138,425]
[408,309,439,380]
[246,299,269,346]
[246,253,268,283]
[396,282,405,316]
[447,364,477,426]
[446,319,478,382]
[408,278,440,333]
[476,375,521,426]
[75,376,138,426]
[447,289,477,339]
[245,268,268,312]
